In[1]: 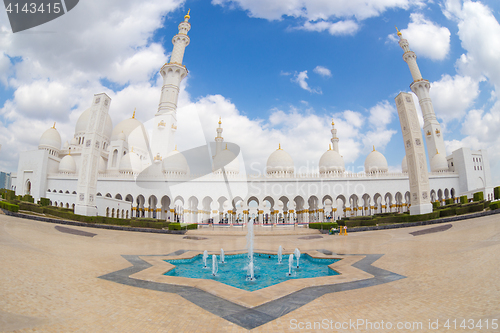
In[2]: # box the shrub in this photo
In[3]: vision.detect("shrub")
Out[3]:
[490,201,500,210]
[432,201,441,210]
[18,202,44,213]
[494,186,500,200]
[186,223,198,230]
[460,196,468,204]
[439,208,456,217]
[21,194,34,203]
[168,223,181,230]
[39,198,50,206]
[445,198,454,205]
[0,201,19,212]
[131,220,147,228]
[473,192,484,202]
[309,222,339,230]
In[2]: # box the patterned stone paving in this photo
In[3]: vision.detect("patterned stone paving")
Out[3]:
[0,213,499,332]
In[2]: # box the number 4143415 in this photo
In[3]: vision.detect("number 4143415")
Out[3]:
[443,319,498,330]
[6,2,62,14]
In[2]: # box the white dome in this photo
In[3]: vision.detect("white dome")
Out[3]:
[39,127,61,150]
[319,148,345,174]
[119,152,142,173]
[111,117,149,154]
[402,155,408,173]
[364,148,388,173]
[430,151,448,172]
[70,137,78,146]
[266,145,294,174]
[163,150,189,174]
[213,148,239,174]
[63,141,69,149]
[59,154,76,173]
[98,156,106,173]
[75,108,113,140]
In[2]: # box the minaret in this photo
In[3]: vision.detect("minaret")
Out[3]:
[397,27,447,171]
[214,117,224,158]
[75,93,112,216]
[151,11,191,159]
[330,119,339,153]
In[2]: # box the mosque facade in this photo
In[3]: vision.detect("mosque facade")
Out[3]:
[10,14,494,223]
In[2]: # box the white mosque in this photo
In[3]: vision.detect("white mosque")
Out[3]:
[11,13,494,224]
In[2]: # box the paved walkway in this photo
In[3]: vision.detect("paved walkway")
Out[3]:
[0,213,499,332]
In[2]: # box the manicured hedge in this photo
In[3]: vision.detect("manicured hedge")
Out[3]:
[18,201,44,213]
[445,198,454,205]
[494,186,500,200]
[473,191,484,202]
[39,198,50,206]
[0,201,19,212]
[490,201,500,210]
[168,223,198,230]
[432,201,441,210]
[460,195,468,204]
[439,208,456,217]
[309,222,339,230]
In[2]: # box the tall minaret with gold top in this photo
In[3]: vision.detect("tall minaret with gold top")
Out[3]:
[330,120,339,153]
[397,27,447,172]
[151,11,191,159]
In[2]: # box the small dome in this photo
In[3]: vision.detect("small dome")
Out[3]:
[63,141,69,149]
[75,108,112,140]
[430,151,448,172]
[163,149,189,174]
[402,155,408,173]
[364,147,388,173]
[266,145,294,174]
[39,126,61,150]
[98,156,106,173]
[59,154,76,173]
[119,151,142,173]
[70,137,78,146]
[319,148,345,174]
[213,147,239,174]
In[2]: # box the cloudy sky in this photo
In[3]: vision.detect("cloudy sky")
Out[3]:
[0,0,499,184]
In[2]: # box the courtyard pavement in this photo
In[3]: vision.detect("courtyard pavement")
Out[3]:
[0,213,499,332]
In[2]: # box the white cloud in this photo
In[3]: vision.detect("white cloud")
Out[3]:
[390,13,450,60]
[0,0,185,173]
[313,66,332,77]
[212,0,425,21]
[291,70,322,94]
[301,20,359,36]
[430,74,479,123]
[443,0,500,87]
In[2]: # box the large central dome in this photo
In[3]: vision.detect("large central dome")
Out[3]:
[266,144,294,174]
[75,108,113,140]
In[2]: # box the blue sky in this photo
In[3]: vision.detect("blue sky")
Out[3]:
[0,0,499,184]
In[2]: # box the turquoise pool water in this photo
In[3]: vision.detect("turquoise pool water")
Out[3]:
[164,253,340,291]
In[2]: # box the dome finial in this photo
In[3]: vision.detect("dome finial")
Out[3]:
[278,143,281,150]
[436,148,439,154]
[395,26,402,38]
[331,118,335,126]
[373,145,376,151]
[218,117,221,125]
[175,145,178,151]
[132,108,136,119]
[52,122,56,129]
[185,8,190,21]
[329,144,332,150]
[131,146,134,153]
[225,144,228,150]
